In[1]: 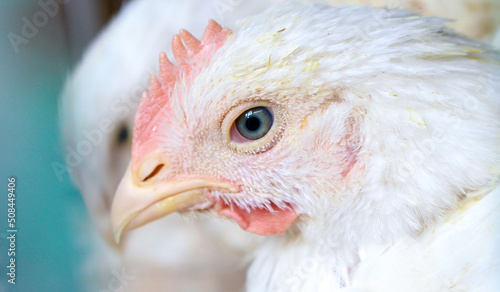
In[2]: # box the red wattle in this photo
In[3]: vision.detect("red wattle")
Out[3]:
[217,202,298,236]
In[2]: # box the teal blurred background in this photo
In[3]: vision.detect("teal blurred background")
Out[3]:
[0,1,122,291]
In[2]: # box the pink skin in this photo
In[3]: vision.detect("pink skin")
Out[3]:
[216,200,298,236]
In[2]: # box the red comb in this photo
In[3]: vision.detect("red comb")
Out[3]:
[132,20,232,164]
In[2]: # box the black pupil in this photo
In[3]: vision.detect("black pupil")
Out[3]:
[245,117,261,132]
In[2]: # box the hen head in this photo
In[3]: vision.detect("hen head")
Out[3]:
[112,4,500,245]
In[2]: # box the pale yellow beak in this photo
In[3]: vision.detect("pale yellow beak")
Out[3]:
[110,163,238,243]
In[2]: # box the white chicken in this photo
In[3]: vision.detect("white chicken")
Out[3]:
[110,3,500,292]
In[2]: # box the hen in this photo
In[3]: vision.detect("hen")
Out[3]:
[111,3,500,292]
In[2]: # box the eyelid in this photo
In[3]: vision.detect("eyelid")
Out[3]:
[221,100,285,153]
[230,122,251,144]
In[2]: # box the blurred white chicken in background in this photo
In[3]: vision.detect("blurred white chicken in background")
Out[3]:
[60,0,499,291]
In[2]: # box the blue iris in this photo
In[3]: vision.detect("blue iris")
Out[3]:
[235,107,273,140]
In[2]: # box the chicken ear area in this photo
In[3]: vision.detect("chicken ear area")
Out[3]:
[217,202,298,236]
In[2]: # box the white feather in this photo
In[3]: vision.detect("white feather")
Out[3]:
[149,4,500,291]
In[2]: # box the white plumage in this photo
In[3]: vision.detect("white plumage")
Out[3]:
[239,6,500,290]
[109,3,500,292]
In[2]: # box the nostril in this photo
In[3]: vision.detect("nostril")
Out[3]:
[143,164,164,182]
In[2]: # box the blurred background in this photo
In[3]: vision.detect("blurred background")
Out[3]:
[0,1,126,291]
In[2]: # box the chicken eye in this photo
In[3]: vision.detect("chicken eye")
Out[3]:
[115,124,131,146]
[116,125,129,145]
[235,107,273,140]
